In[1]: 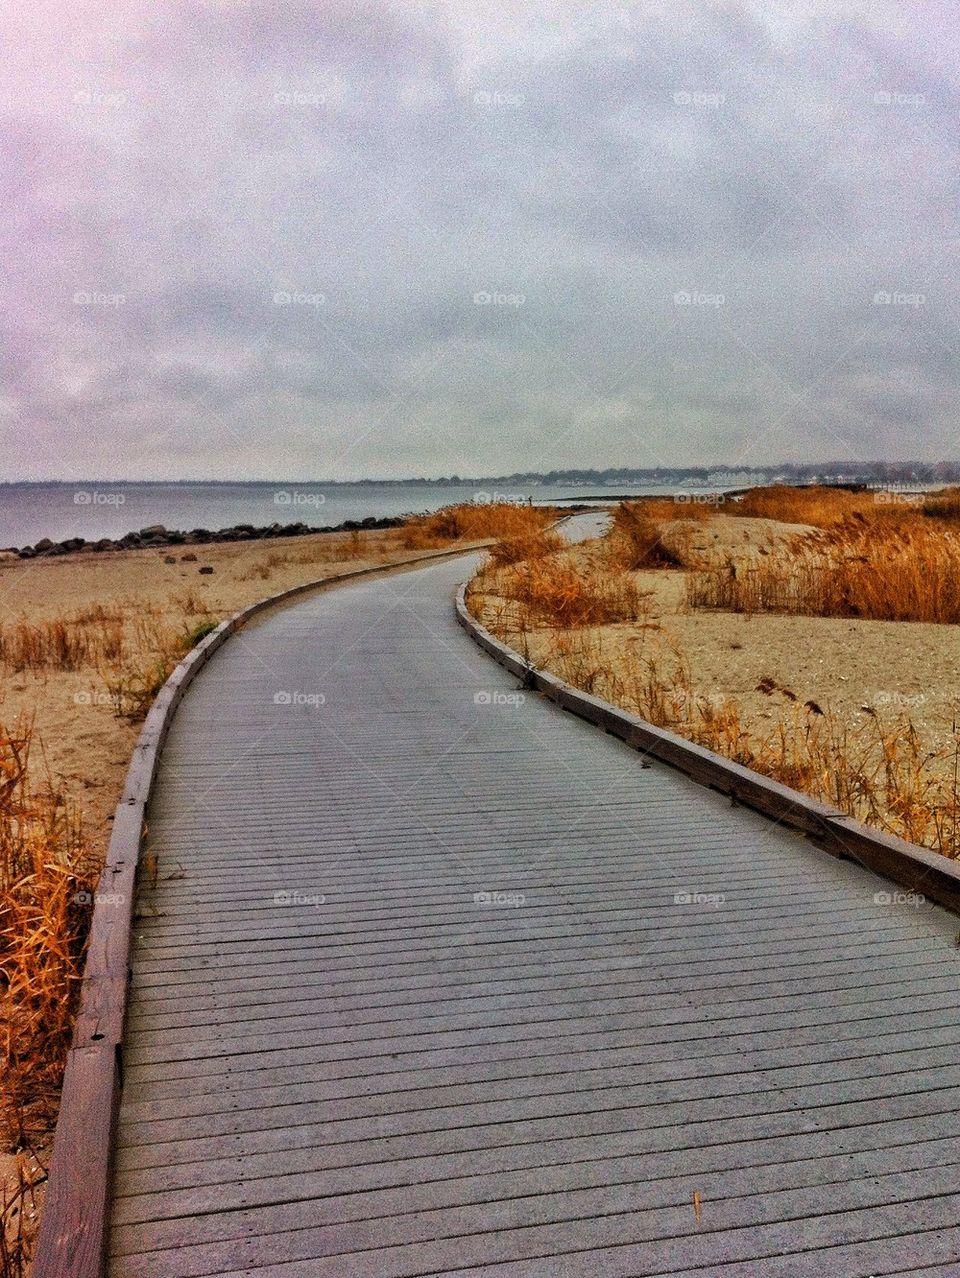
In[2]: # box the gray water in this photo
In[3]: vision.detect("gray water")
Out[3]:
[0,481,721,548]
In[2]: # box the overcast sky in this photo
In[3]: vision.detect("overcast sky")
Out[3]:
[3,1,958,480]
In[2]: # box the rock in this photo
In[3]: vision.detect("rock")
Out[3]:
[181,552,198,562]
[198,565,214,574]
[9,512,407,562]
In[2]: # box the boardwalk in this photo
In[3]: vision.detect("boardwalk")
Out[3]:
[110,519,960,1277]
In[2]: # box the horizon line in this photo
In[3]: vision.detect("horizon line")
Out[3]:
[0,461,953,487]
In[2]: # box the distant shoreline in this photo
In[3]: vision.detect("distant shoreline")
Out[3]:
[2,463,958,488]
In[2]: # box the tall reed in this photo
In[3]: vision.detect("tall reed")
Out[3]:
[687,520,960,624]
[399,501,555,549]
[0,726,96,1152]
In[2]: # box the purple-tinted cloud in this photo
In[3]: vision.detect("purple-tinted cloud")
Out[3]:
[1,0,959,478]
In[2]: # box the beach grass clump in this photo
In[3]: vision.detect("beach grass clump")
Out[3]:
[98,613,219,720]
[237,532,373,581]
[921,487,960,521]
[0,616,123,673]
[486,529,567,568]
[0,725,96,1151]
[399,501,555,549]
[606,502,690,570]
[0,725,96,1274]
[686,519,960,624]
[0,595,217,677]
[716,482,960,530]
[470,504,656,630]
[484,554,651,629]
[716,484,874,527]
[0,596,220,720]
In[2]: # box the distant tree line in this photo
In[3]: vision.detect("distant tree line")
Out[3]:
[413,461,960,487]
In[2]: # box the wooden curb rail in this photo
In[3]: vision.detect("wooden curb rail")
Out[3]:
[455,584,960,918]
[32,542,488,1278]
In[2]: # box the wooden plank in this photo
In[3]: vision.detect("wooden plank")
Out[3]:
[113,1043,960,1168]
[107,1163,960,1277]
[107,1128,960,1259]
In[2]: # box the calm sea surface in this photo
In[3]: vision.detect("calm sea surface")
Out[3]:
[0,481,722,548]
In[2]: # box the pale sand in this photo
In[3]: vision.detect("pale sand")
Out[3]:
[473,513,960,763]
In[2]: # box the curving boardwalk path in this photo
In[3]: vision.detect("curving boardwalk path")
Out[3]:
[110,516,960,1277]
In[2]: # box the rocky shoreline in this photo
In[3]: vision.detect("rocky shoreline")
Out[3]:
[10,515,404,559]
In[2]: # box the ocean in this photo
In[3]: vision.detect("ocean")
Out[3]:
[0,480,719,549]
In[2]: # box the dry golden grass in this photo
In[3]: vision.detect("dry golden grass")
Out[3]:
[399,501,555,549]
[472,530,651,631]
[620,496,716,524]
[486,529,567,568]
[0,594,217,679]
[716,482,960,528]
[718,484,875,526]
[98,616,219,721]
[0,726,96,1275]
[0,615,122,673]
[688,518,960,624]
[922,488,960,521]
[238,530,372,580]
[0,727,97,1145]
[607,502,694,570]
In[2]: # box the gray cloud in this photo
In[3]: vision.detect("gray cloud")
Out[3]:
[2,0,958,478]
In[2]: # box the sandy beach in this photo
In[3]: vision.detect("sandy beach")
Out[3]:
[630,515,960,756]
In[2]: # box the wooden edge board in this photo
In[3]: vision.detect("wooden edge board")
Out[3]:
[455,583,960,917]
